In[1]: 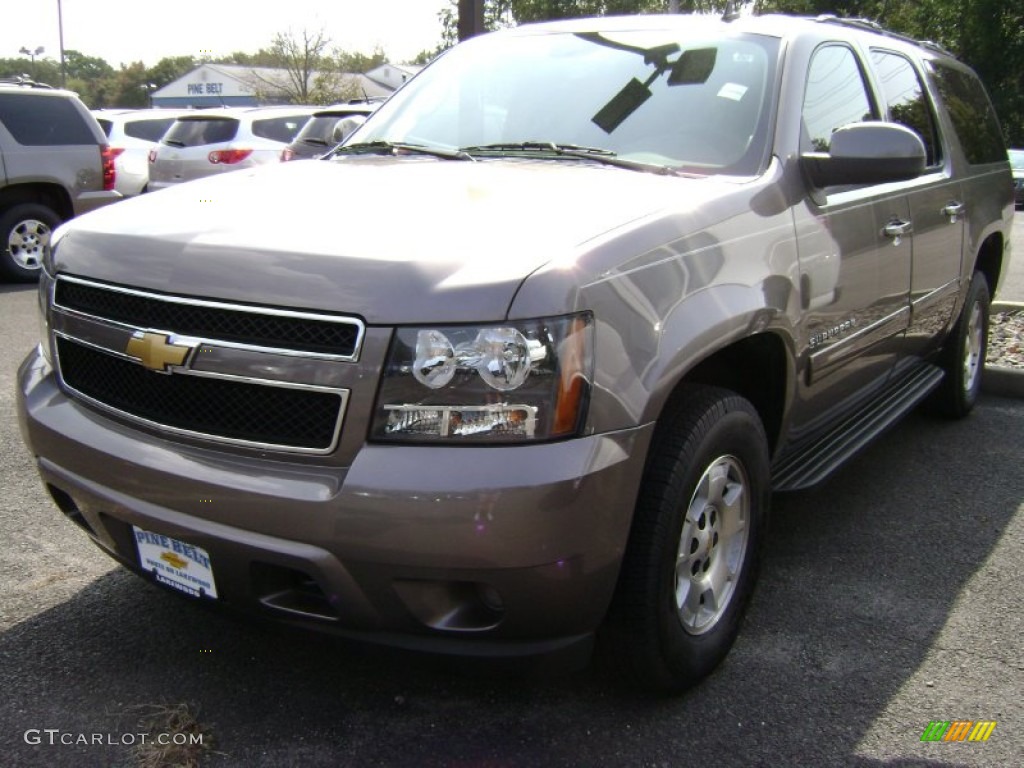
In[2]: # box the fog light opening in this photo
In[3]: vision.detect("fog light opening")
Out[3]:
[477,583,504,613]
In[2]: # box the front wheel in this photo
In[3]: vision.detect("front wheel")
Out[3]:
[603,386,770,694]
[0,203,61,282]
[931,270,990,418]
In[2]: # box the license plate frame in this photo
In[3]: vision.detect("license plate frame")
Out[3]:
[132,526,218,600]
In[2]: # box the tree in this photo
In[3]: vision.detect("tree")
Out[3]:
[241,27,340,104]
[146,56,198,89]
[63,50,114,82]
[756,0,1024,143]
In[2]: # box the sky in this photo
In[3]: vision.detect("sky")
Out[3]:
[2,0,451,68]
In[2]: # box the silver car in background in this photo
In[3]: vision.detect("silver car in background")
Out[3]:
[92,108,194,196]
[148,106,316,190]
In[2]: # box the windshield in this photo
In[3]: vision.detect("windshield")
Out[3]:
[351,27,779,175]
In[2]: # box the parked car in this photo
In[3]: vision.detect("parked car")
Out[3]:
[1010,148,1024,208]
[0,78,120,281]
[18,13,1013,693]
[148,106,316,190]
[280,102,380,161]
[92,108,193,196]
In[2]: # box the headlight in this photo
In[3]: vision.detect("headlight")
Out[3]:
[371,313,593,443]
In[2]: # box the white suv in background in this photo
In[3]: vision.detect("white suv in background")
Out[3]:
[148,106,316,190]
[93,108,194,196]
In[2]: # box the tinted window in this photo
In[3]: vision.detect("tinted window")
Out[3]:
[870,49,941,167]
[0,93,97,146]
[930,62,1005,164]
[163,117,238,147]
[96,118,113,137]
[801,45,875,153]
[251,115,309,143]
[124,117,176,142]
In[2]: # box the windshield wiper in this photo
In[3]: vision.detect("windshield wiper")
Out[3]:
[462,141,618,155]
[329,140,474,161]
[162,139,186,147]
[460,142,676,175]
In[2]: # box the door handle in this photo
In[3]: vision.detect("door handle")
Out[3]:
[942,201,965,222]
[883,220,912,246]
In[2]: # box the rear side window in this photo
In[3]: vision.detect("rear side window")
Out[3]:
[0,93,97,146]
[801,45,876,153]
[251,115,308,143]
[124,118,176,142]
[870,50,942,167]
[96,118,113,137]
[163,118,238,147]
[929,62,1005,164]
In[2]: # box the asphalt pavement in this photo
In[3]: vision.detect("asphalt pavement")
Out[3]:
[1,216,1022,767]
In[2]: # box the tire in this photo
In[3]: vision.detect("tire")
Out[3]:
[931,270,990,418]
[0,203,61,282]
[603,385,770,694]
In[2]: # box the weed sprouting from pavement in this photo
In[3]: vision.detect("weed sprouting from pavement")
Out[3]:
[127,701,217,768]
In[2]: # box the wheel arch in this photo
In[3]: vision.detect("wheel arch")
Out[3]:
[972,230,1004,299]
[0,183,74,222]
[642,329,793,460]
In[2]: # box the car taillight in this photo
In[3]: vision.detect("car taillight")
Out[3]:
[100,144,118,191]
[208,149,254,165]
[148,149,158,163]
[280,148,296,162]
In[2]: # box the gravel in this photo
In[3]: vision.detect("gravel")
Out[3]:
[987,307,1024,369]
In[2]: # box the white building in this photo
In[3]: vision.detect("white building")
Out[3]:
[364,63,423,91]
[151,63,397,108]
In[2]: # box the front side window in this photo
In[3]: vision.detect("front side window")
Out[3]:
[870,49,941,167]
[929,62,1005,165]
[801,45,875,153]
[354,28,780,175]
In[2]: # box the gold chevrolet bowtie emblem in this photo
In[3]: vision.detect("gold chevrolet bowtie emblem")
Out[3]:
[160,552,189,570]
[125,332,193,372]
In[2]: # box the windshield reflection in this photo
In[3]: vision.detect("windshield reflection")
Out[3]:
[350,26,779,176]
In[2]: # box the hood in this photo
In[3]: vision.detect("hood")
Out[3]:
[54,156,725,324]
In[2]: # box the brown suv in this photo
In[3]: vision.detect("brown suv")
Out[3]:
[0,79,120,281]
[17,14,1013,693]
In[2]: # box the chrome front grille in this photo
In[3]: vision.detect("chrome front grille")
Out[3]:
[54,275,363,360]
[50,276,359,453]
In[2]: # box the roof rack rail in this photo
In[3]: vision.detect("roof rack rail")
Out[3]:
[815,15,953,57]
[0,75,55,89]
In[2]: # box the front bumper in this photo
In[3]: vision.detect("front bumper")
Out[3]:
[18,347,653,656]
